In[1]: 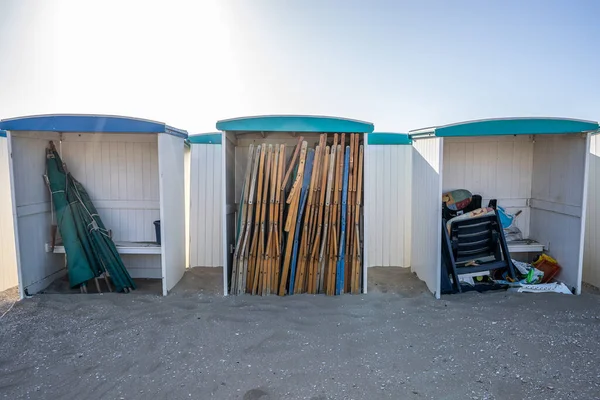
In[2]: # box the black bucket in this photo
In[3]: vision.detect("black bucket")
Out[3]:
[153,220,161,245]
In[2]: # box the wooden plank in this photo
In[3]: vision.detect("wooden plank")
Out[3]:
[257,145,272,295]
[231,144,254,294]
[352,145,364,294]
[238,146,260,294]
[279,142,308,296]
[249,146,267,295]
[310,144,329,294]
[296,143,321,293]
[274,144,285,291]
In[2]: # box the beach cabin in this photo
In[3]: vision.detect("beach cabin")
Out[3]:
[218,115,377,295]
[364,133,413,270]
[188,133,223,270]
[0,114,188,297]
[409,117,598,298]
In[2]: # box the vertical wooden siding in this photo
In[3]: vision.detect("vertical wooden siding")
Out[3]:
[0,137,19,292]
[365,144,411,267]
[411,138,443,298]
[61,133,160,243]
[442,136,533,238]
[189,144,223,267]
[11,132,64,295]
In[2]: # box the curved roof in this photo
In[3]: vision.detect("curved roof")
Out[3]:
[216,115,374,133]
[368,132,412,145]
[188,132,222,144]
[0,114,188,138]
[409,117,599,138]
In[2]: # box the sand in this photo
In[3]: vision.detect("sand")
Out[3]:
[1,267,600,400]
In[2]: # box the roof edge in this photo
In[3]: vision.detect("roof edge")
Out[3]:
[410,117,600,139]
[0,114,188,138]
[188,132,222,144]
[368,132,412,145]
[216,114,374,133]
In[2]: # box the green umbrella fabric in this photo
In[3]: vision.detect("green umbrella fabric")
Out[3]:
[45,142,136,292]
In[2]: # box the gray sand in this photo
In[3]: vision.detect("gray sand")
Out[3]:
[1,267,600,400]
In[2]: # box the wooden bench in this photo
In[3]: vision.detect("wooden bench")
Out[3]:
[507,240,545,254]
[47,241,161,255]
[46,241,161,293]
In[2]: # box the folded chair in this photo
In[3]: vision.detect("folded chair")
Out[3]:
[442,209,517,293]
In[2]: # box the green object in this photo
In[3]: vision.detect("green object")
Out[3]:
[46,148,97,287]
[46,143,136,292]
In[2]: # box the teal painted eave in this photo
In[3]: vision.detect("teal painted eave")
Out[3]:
[0,114,188,138]
[216,115,374,133]
[0,130,6,138]
[410,118,599,139]
[188,133,222,144]
[368,132,412,145]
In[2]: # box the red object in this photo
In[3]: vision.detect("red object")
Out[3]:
[535,260,561,283]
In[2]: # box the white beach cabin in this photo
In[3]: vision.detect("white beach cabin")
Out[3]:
[409,117,598,298]
[364,133,413,270]
[218,115,376,295]
[188,133,223,269]
[0,114,188,298]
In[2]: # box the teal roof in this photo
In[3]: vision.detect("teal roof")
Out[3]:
[409,117,599,139]
[368,132,412,145]
[188,133,222,144]
[216,115,374,133]
[0,114,188,138]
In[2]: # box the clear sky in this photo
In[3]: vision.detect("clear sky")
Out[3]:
[0,0,598,133]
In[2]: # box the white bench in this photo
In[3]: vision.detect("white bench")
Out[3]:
[507,240,545,254]
[47,241,161,255]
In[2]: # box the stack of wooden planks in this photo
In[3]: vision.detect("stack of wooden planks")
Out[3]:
[230,133,364,296]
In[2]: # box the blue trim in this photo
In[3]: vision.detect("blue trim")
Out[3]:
[216,115,374,133]
[368,132,412,145]
[410,117,599,138]
[0,114,188,138]
[188,133,222,144]
[0,130,6,138]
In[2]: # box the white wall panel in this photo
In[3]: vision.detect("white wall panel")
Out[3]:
[443,136,533,238]
[11,132,64,296]
[0,136,19,292]
[365,144,411,268]
[158,133,186,294]
[61,133,159,243]
[584,134,600,288]
[184,144,191,269]
[411,138,442,298]
[531,134,588,294]
[120,254,162,279]
[189,144,223,267]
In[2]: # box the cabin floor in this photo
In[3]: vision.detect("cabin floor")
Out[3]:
[1,268,600,400]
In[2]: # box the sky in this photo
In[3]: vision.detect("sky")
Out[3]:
[0,0,599,134]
